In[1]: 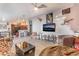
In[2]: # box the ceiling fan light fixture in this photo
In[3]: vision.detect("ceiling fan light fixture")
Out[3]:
[34,7,38,11]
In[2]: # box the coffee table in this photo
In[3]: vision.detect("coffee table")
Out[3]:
[15,43,35,56]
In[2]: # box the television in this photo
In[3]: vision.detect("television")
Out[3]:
[43,23,56,32]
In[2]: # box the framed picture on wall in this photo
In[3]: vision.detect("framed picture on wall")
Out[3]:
[46,13,53,23]
[62,8,70,15]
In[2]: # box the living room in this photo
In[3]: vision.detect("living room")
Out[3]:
[0,3,79,56]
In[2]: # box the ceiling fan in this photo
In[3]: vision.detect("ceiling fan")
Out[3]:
[32,3,47,9]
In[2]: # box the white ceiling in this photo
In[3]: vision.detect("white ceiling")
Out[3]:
[0,3,74,21]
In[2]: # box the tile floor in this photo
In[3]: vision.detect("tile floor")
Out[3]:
[11,36,59,56]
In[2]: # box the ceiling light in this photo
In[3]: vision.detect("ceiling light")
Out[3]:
[2,17,5,21]
[34,7,38,11]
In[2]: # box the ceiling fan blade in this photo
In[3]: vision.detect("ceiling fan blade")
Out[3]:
[32,3,37,7]
[38,4,47,8]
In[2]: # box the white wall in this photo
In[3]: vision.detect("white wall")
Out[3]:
[32,15,46,33]
[32,13,74,35]
[53,4,79,32]
[31,4,79,35]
